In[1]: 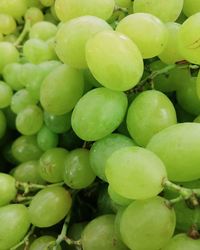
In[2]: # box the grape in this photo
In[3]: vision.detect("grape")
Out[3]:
[116,13,168,59]
[105,146,167,199]
[0,110,6,139]
[16,105,43,135]
[0,13,16,35]
[108,185,133,206]
[89,133,135,181]
[183,0,200,17]
[159,22,184,64]
[178,13,200,64]
[26,0,43,8]
[3,63,23,91]
[161,234,200,250]
[72,87,128,141]
[133,0,184,22]
[37,125,58,151]
[40,0,54,7]
[147,123,200,181]
[0,81,12,108]
[19,63,38,87]
[86,30,143,91]
[0,173,17,207]
[25,7,44,25]
[0,204,30,249]
[30,235,61,250]
[0,0,27,19]
[81,214,128,250]
[40,64,84,115]
[115,0,132,8]
[127,90,177,146]
[12,135,43,163]
[29,21,57,41]
[39,147,68,183]
[55,0,115,22]
[64,148,96,189]
[120,197,176,250]
[0,42,19,73]
[28,186,72,227]
[56,16,112,69]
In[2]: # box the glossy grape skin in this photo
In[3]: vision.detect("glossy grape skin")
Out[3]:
[105,146,167,200]
[72,88,128,141]
[30,235,61,250]
[64,148,96,189]
[127,90,177,146]
[25,7,44,25]
[0,81,12,108]
[0,13,16,35]
[37,125,58,151]
[147,123,200,181]
[0,173,17,207]
[0,110,6,139]
[89,133,135,181]
[3,63,23,91]
[183,0,200,17]
[39,147,69,183]
[81,214,128,250]
[28,186,72,227]
[120,197,176,250]
[29,21,57,41]
[86,31,143,91]
[0,0,27,19]
[40,64,84,115]
[0,204,30,249]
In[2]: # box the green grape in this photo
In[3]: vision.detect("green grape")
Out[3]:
[0,110,6,139]
[44,111,71,134]
[37,125,58,151]
[116,13,168,59]
[133,0,184,22]
[82,214,128,250]
[105,146,167,200]
[30,235,61,250]
[55,16,112,69]
[12,135,43,163]
[64,148,96,189]
[0,42,19,73]
[115,0,132,8]
[183,0,200,17]
[161,234,200,250]
[0,0,27,19]
[127,90,177,146]
[39,147,68,183]
[16,105,43,135]
[177,77,200,115]
[147,123,200,181]
[159,22,184,64]
[72,87,128,141]
[12,160,45,184]
[40,64,84,115]
[50,5,59,21]
[30,21,57,41]
[0,204,30,250]
[19,63,38,87]
[55,0,115,22]
[120,197,176,250]
[0,13,16,35]
[89,133,135,181]
[25,7,44,25]
[29,186,72,227]
[108,185,133,206]
[0,81,12,108]
[11,89,37,114]
[3,63,23,91]
[40,0,54,7]
[84,69,101,88]
[26,0,43,8]
[86,30,143,91]
[178,13,200,64]
[0,173,17,207]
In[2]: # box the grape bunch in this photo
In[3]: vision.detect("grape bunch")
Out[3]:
[0,0,200,249]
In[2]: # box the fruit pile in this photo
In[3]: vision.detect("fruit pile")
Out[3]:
[0,0,200,249]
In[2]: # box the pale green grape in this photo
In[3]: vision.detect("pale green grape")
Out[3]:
[90,133,135,181]
[0,81,12,108]
[127,90,177,146]
[0,13,16,35]
[0,110,6,139]
[37,125,58,151]
[55,16,112,69]
[183,0,200,17]
[30,235,61,250]
[133,0,184,22]
[40,0,54,7]
[159,22,184,64]
[116,13,168,59]
[72,88,128,141]
[82,214,128,250]
[161,234,200,250]
[178,13,200,64]
[105,146,167,200]
[86,30,143,91]
[3,63,23,90]
[108,185,133,206]
[28,186,72,227]
[120,197,176,250]
[0,42,19,73]
[64,148,96,189]
[29,21,57,41]
[147,123,200,181]
[0,0,27,19]
[115,0,132,8]
[40,64,84,115]
[25,7,44,25]
[55,0,115,22]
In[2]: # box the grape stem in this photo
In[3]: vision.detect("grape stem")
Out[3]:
[14,19,31,47]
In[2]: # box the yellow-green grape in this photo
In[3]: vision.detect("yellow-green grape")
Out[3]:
[40,0,54,7]
[115,0,132,8]
[0,14,16,35]
[133,0,184,22]
[159,22,184,64]
[25,7,44,25]
[116,13,168,59]
[86,31,143,91]
[183,0,200,17]
[29,21,57,41]
[0,81,12,108]
[26,0,43,8]
[0,0,27,19]
[3,63,23,91]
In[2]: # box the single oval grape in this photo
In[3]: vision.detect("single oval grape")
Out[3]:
[37,125,58,151]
